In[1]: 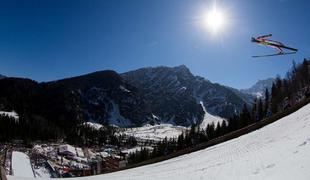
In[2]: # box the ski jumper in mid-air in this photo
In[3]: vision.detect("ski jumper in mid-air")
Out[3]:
[251,34,298,58]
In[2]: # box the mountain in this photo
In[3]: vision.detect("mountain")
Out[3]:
[241,78,275,98]
[0,71,152,129]
[0,66,253,129]
[41,70,152,127]
[0,74,6,79]
[122,65,252,126]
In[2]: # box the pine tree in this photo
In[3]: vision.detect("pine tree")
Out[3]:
[264,88,270,117]
[239,104,251,127]
[177,133,184,150]
[206,122,215,140]
[257,98,263,121]
[271,83,278,114]
[220,120,228,136]
[251,98,258,122]
[215,121,221,138]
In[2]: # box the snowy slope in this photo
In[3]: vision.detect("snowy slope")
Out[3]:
[11,151,34,178]
[199,101,226,129]
[121,124,187,141]
[9,103,310,180]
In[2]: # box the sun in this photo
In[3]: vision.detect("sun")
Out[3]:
[203,5,226,34]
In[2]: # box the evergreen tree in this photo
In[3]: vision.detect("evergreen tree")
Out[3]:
[215,121,221,138]
[271,83,278,114]
[206,122,215,140]
[177,133,185,150]
[264,88,270,117]
[257,98,263,121]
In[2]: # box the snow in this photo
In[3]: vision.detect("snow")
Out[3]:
[199,101,226,129]
[9,103,310,180]
[121,124,187,141]
[108,101,132,127]
[11,151,34,178]
[82,122,103,130]
[119,85,131,93]
[254,92,263,98]
[0,111,19,120]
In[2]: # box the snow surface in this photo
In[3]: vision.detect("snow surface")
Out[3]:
[119,85,131,93]
[11,151,34,178]
[121,124,187,141]
[0,111,19,120]
[9,103,310,180]
[82,122,103,130]
[199,101,226,129]
[108,101,132,127]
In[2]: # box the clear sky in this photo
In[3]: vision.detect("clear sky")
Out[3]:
[0,0,309,89]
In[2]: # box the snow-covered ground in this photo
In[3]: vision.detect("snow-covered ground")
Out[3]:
[119,102,226,141]
[108,101,132,127]
[199,101,226,129]
[82,122,103,130]
[11,151,34,178]
[0,111,19,120]
[9,103,310,180]
[121,124,187,141]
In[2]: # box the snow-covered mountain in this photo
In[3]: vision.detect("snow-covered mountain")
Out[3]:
[0,66,253,128]
[9,103,310,180]
[241,78,275,98]
[122,65,251,126]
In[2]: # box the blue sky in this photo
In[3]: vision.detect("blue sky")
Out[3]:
[0,0,309,89]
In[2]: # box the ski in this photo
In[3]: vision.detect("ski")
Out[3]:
[252,52,296,58]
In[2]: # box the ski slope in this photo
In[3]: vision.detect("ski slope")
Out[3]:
[9,103,310,180]
[11,151,34,178]
[199,101,226,130]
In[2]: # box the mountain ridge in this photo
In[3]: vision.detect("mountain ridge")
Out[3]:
[241,78,275,98]
[0,65,254,128]
[122,65,252,125]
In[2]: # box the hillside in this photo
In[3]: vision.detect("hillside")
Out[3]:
[0,65,251,132]
[9,102,310,180]
[122,65,251,125]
